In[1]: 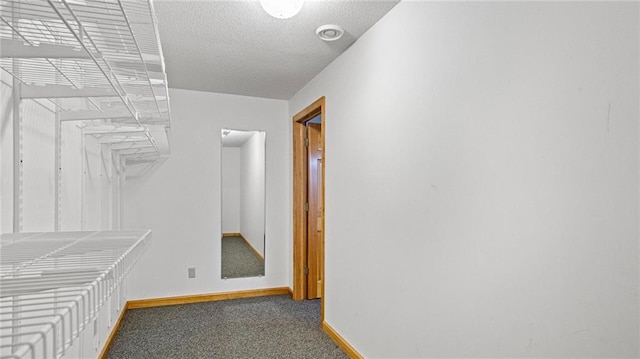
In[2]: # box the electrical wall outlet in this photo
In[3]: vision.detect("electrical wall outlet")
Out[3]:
[188,267,196,278]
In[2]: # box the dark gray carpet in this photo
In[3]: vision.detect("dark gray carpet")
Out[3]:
[222,236,265,279]
[106,295,347,359]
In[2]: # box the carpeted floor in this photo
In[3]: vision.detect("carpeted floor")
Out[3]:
[222,236,265,279]
[106,295,347,359]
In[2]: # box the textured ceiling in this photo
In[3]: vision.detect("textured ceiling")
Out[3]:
[154,0,399,100]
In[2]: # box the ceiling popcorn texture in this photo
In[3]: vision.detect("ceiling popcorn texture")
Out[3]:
[154,0,399,99]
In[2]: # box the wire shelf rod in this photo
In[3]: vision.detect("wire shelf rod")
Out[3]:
[0,0,170,173]
[114,0,161,121]
[0,230,150,359]
[46,0,140,127]
[3,232,100,274]
[1,290,92,334]
[0,17,108,113]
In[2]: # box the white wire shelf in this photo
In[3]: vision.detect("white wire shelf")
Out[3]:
[0,0,171,168]
[0,230,152,359]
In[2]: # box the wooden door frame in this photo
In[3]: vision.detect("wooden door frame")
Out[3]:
[292,97,325,315]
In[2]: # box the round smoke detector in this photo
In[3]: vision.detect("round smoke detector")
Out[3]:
[316,24,344,42]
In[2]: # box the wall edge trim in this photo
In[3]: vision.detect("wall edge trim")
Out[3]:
[239,233,264,260]
[322,321,364,359]
[97,301,129,359]
[127,287,291,309]
[222,232,241,237]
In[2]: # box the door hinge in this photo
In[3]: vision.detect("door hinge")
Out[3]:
[304,137,309,147]
[304,267,309,275]
[303,203,309,211]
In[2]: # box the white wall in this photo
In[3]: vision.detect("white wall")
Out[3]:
[20,99,56,232]
[60,121,84,231]
[239,131,266,256]
[221,147,241,233]
[1,72,14,233]
[81,135,100,230]
[125,88,289,299]
[290,2,639,358]
[0,81,115,233]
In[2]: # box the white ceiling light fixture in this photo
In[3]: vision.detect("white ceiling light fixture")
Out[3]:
[260,0,304,19]
[316,24,344,42]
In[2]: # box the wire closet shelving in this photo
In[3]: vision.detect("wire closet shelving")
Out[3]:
[0,230,151,359]
[0,0,167,357]
[0,0,171,173]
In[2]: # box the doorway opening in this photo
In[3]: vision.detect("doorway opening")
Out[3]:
[292,97,325,318]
